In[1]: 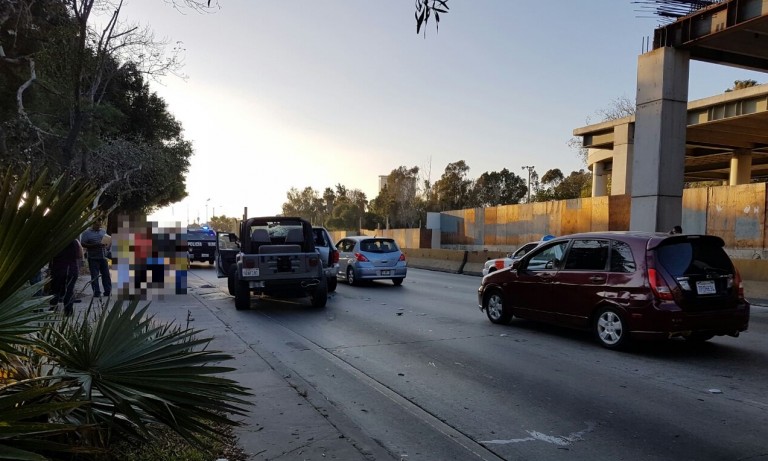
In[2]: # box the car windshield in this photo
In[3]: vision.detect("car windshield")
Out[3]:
[656,239,732,277]
[360,239,399,253]
[188,229,216,241]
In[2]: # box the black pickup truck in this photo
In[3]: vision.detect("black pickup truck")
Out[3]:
[215,216,328,310]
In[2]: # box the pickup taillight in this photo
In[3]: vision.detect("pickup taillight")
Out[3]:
[331,249,339,264]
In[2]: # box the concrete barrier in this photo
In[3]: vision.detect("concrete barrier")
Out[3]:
[405,250,768,282]
[403,248,465,274]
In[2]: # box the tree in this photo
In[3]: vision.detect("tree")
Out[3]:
[0,0,188,214]
[470,168,527,207]
[282,186,326,224]
[369,166,423,228]
[725,79,759,92]
[535,168,591,201]
[209,215,239,233]
[415,0,449,36]
[569,96,636,166]
[432,160,472,211]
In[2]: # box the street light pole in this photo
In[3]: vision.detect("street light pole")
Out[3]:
[205,198,210,224]
[522,166,535,203]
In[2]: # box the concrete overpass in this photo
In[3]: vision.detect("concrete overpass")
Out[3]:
[574,82,768,197]
[580,0,768,232]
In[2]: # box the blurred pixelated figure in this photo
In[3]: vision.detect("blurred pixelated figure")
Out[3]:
[81,218,112,298]
[113,215,186,299]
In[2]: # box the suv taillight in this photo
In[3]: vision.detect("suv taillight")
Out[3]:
[399,253,406,262]
[331,249,339,264]
[648,268,674,300]
[354,252,369,262]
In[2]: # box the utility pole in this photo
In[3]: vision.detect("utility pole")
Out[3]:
[522,165,535,203]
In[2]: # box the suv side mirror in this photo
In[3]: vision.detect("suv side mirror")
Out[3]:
[511,259,523,270]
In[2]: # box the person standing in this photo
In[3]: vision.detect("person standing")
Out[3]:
[81,219,112,298]
[49,239,83,316]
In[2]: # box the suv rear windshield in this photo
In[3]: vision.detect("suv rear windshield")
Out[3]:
[188,229,216,241]
[360,239,399,253]
[655,239,732,277]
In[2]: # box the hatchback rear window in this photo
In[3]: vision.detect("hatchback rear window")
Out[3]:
[360,239,399,253]
[655,239,732,277]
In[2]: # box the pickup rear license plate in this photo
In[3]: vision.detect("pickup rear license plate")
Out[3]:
[381,270,391,276]
[696,280,716,295]
[243,268,260,277]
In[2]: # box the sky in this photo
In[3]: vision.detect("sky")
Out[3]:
[119,0,766,225]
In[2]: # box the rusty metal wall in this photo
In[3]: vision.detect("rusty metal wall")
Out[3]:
[354,184,766,252]
[705,183,765,249]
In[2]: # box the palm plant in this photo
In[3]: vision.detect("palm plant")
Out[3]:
[0,169,251,459]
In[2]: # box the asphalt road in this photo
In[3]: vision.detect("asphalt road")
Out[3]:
[188,263,768,461]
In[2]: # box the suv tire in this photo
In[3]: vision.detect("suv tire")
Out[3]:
[234,274,250,310]
[311,278,328,308]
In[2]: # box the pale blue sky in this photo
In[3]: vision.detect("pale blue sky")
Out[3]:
[128,1,765,224]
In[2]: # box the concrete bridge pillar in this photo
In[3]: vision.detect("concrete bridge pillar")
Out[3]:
[730,149,753,185]
[630,47,690,232]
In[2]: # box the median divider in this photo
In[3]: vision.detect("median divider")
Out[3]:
[404,248,507,275]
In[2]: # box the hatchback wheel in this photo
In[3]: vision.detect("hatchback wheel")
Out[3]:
[595,307,629,349]
[392,277,404,286]
[346,267,357,286]
[484,289,512,324]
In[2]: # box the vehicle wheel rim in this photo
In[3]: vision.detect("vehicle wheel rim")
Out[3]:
[487,294,503,320]
[597,311,623,345]
[347,268,354,284]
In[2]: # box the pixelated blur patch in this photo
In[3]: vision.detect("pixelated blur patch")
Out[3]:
[113,216,187,300]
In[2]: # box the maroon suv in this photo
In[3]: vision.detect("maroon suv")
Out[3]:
[477,231,750,349]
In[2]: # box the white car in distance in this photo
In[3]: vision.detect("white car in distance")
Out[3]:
[482,241,543,276]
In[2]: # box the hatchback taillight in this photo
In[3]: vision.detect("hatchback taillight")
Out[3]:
[648,268,674,300]
[354,252,369,262]
[734,267,745,299]
[399,253,406,262]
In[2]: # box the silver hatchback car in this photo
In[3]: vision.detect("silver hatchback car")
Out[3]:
[335,236,407,286]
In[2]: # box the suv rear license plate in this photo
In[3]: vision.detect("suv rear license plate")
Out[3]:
[243,268,260,277]
[381,270,391,276]
[696,280,716,295]
[201,253,209,258]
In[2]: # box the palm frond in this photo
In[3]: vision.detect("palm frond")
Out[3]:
[38,299,252,448]
[0,167,97,300]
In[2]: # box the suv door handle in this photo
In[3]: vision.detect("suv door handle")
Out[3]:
[589,276,606,283]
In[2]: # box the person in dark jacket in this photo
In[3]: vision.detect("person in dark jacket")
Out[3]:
[49,239,83,316]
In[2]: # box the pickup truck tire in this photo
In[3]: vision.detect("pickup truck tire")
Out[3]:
[311,278,328,308]
[346,267,357,286]
[328,277,337,292]
[234,274,250,310]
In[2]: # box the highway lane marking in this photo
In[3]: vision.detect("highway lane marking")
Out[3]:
[481,421,597,447]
